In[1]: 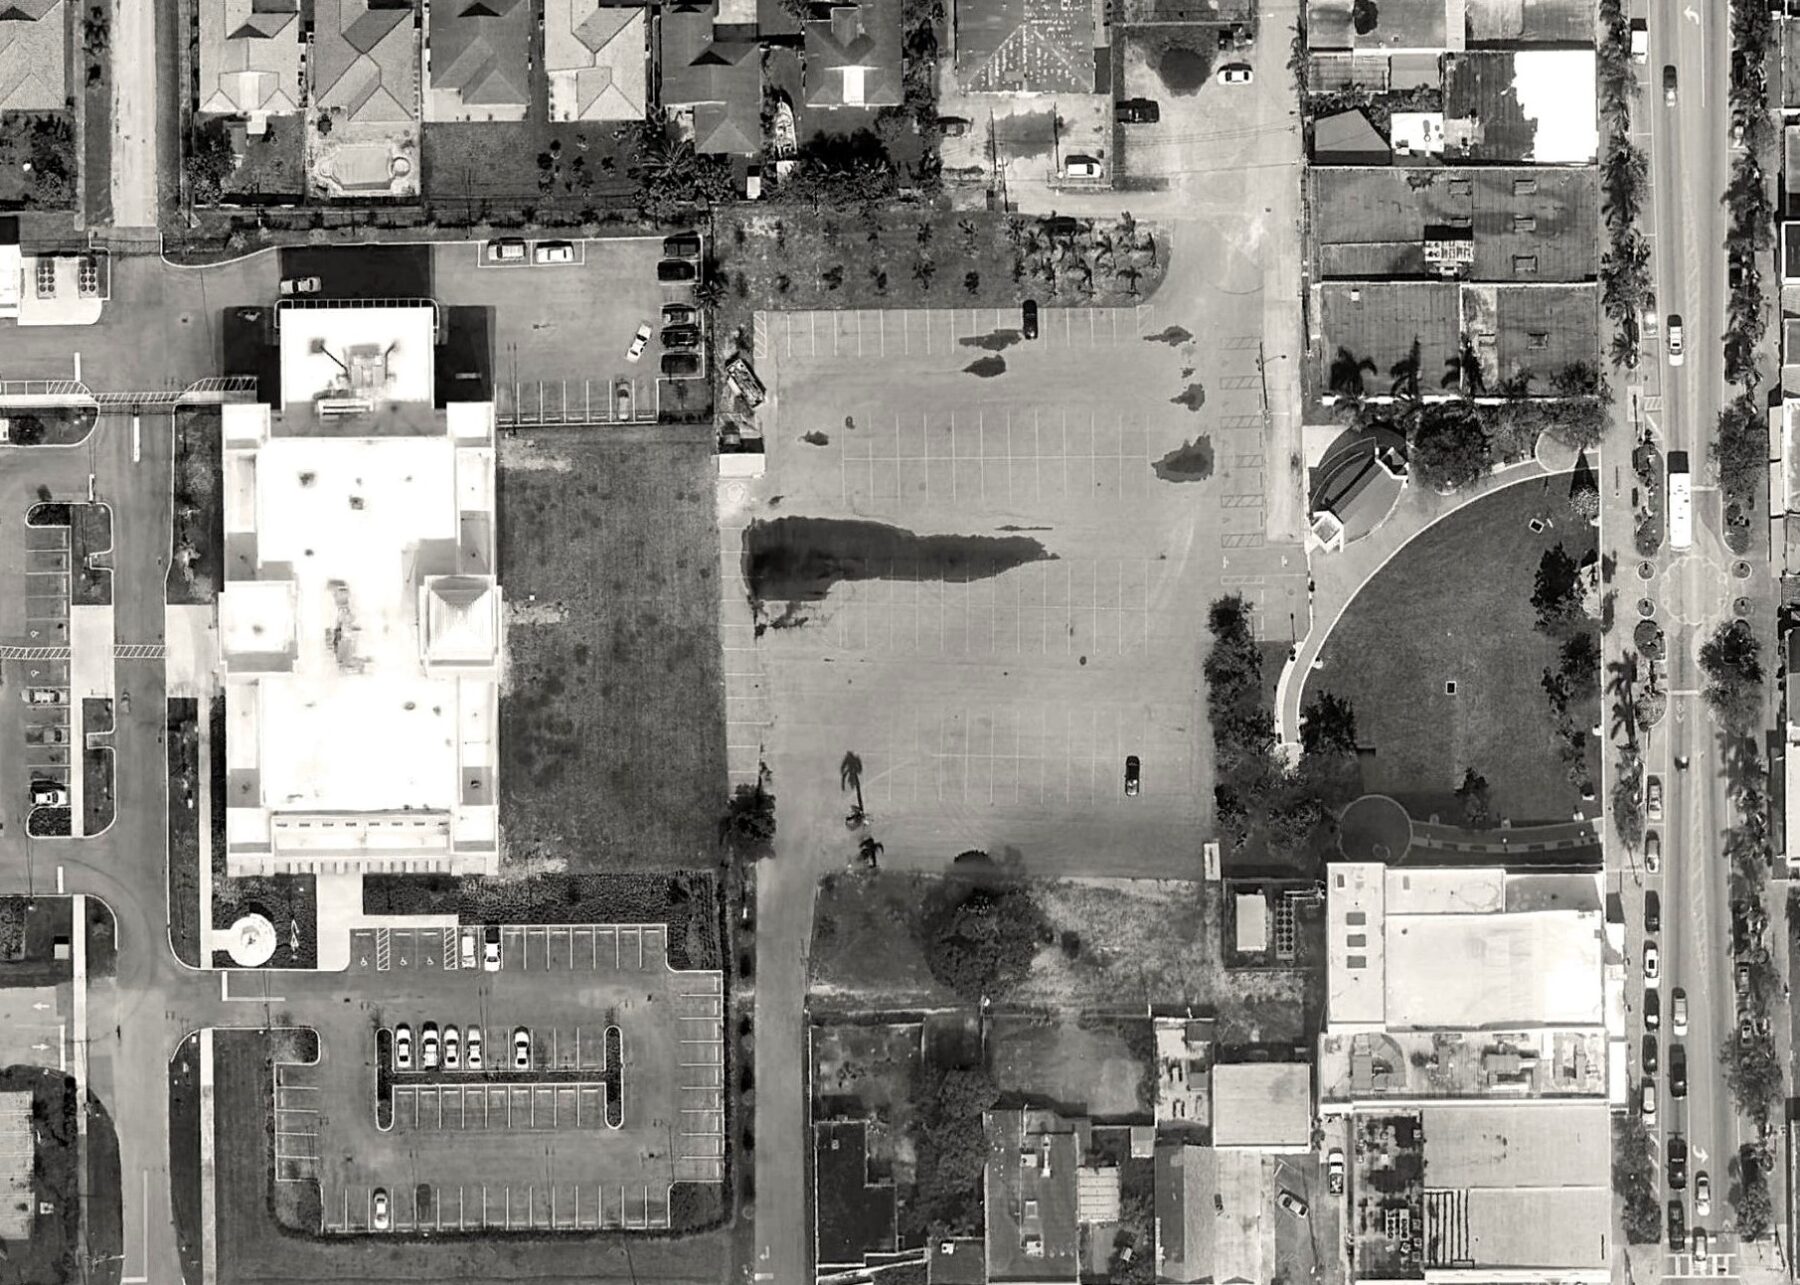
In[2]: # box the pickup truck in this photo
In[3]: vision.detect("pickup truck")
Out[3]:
[1630,19,1647,63]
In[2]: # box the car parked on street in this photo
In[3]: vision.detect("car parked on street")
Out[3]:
[1668,1135,1686,1189]
[1644,988,1659,1029]
[1672,988,1688,1036]
[1670,1043,1686,1098]
[1668,1199,1685,1246]
[1326,1148,1345,1194]
[1644,890,1659,934]
[1646,775,1664,820]
[1641,1077,1656,1125]
[1641,1034,1657,1074]
[1643,941,1659,986]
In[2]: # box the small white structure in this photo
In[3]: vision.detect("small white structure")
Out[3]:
[222,303,503,877]
[226,912,277,967]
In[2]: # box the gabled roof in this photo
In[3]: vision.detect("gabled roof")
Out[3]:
[805,0,903,107]
[427,0,530,118]
[199,0,303,115]
[545,0,647,120]
[660,1,761,154]
[0,0,65,112]
[313,0,419,124]
[954,0,1094,94]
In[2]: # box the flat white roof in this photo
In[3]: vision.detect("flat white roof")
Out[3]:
[1211,1064,1311,1149]
[278,304,436,410]
[1385,866,1504,914]
[1328,863,1386,1027]
[1512,50,1598,164]
[1388,910,1604,1029]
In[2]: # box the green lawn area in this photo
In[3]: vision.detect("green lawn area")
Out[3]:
[210,1031,732,1283]
[497,429,726,871]
[420,120,640,224]
[0,1066,80,1285]
[219,121,305,202]
[0,112,78,209]
[1304,472,1600,825]
[988,1014,1150,1119]
[809,872,961,1008]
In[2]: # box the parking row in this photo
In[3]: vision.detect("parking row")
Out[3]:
[351,923,674,975]
[391,1082,618,1132]
[388,1022,620,1076]
[329,1181,673,1233]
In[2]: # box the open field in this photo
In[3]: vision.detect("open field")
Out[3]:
[210,1027,733,1284]
[989,1013,1150,1118]
[1303,473,1599,824]
[496,429,726,871]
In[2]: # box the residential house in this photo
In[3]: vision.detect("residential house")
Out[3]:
[805,0,903,109]
[424,0,530,121]
[545,0,647,121]
[313,0,420,126]
[0,0,66,112]
[198,0,303,119]
[954,0,1096,94]
[660,0,761,155]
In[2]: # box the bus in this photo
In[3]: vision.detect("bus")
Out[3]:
[1667,450,1692,550]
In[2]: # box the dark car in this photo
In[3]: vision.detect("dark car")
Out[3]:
[663,233,702,260]
[1125,755,1140,797]
[1644,988,1660,1029]
[662,324,703,350]
[661,351,701,378]
[1115,97,1160,123]
[1022,299,1039,340]
[936,116,971,137]
[1670,1044,1687,1098]
[1668,1135,1687,1189]
[1663,64,1678,104]
[657,259,698,283]
[1668,1199,1685,1246]
[1644,890,1660,935]
[1641,1034,1657,1074]
[662,302,698,327]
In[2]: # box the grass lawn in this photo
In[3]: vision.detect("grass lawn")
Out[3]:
[808,872,961,1009]
[81,0,113,226]
[167,698,201,967]
[421,120,640,225]
[73,502,111,606]
[210,1029,734,1283]
[1304,473,1600,825]
[988,1013,1151,1119]
[0,112,78,209]
[219,121,306,202]
[170,409,222,606]
[496,429,726,872]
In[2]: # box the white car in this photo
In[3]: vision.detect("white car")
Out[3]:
[1645,776,1664,823]
[484,932,501,972]
[467,1026,483,1071]
[394,1024,412,1071]
[489,239,527,262]
[443,1024,460,1071]
[627,322,652,363]
[513,1026,532,1070]
[1672,988,1688,1036]
[372,1188,390,1230]
[1218,64,1254,85]
[1644,829,1661,872]
[1695,1172,1711,1217]
[422,1022,440,1070]
[1666,319,1684,368]
[1642,942,1659,986]
[534,242,575,265]
[1641,1078,1656,1125]
[1064,155,1102,178]
[279,276,321,295]
[29,783,67,808]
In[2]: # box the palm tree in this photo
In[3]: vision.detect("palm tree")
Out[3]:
[840,752,868,829]
[1329,347,1377,405]
[857,834,884,869]
[1607,654,1641,749]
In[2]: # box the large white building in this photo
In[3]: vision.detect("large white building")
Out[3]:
[221,302,502,876]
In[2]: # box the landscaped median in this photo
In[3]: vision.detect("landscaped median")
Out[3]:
[166,698,203,968]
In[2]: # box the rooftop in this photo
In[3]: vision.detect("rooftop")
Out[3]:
[198,0,303,115]
[1464,0,1593,42]
[660,0,762,155]
[425,0,531,121]
[806,0,904,107]
[1311,106,1391,163]
[1154,1144,1267,1285]
[312,0,419,125]
[0,0,66,112]
[545,0,647,121]
[985,1108,1082,1282]
[814,1120,898,1268]
[1305,0,1460,51]
[1210,1063,1312,1150]
[1444,50,1597,164]
[1318,279,1463,389]
[1317,1028,1611,1103]
[955,0,1095,93]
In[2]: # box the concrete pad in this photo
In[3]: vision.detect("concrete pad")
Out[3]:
[164,604,220,697]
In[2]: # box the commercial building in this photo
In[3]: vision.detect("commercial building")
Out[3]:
[1210,1063,1312,1151]
[983,1108,1119,1284]
[221,302,502,877]
[1153,1143,1267,1284]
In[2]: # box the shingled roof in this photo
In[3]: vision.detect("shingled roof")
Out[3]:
[546,0,647,120]
[199,0,303,115]
[313,0,418,124]
[0,0,65,112]
[805,0,903,108]
[426,0,530,120]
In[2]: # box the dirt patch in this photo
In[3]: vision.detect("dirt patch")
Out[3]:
[989,1013,1151,1118]
[741,517,1055,608]
[992,109,1058,157]
[1153,435,1214,481]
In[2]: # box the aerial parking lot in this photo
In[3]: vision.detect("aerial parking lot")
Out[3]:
[731,296,1309,878]
[292,923,723,1234]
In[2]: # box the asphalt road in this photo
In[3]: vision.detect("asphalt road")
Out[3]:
[1631,0,1765,1273]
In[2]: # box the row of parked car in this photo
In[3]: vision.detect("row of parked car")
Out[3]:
[392,1022,532,1073]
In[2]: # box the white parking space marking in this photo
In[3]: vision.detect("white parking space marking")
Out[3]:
[777,306,1157,361]
[390,1082,611,1132]
[332,1181,673,1232]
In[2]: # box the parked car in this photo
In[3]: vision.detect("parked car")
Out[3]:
[657,258,698,283]
[662,325,702,350]
[1630,17,1647,63]
[535,242,575,265]
[1663,64,1678,104]
[372,1188,390,1230]
[422,1022,440,1070]
[1218,64,1254,84]
[1641,1077,1656,1125]
[1642,941,1659,986]
[1739,1014,1757,1049]
[626,323,652,362]
[1276,1190,1308,1219]
[394,1024,413,1071]
[489,239,527,262]
[615,379,634,422]
[936,116,971,137]
[37,727,68,746]
[1672,988,1688,1036]
[483,924,501,972]
[23,689,64,705]
[513,1026,532,1070]
[1644,988,1660,1029]
[1022,299,1039,340]
[661,351,701,378]
[662,302,698,327]
[279,276,321,295]
[1124,755,1140,797]
[1692,1228,1708,1261]
[1641,1034,1657,1074]
[1115,98,1160,123]
[1670,1044,1686,1098]
[725,354,765,407]
[1735,963,1751,1002]
[1668,1135,1687,1189]
[1646,775,1664,821]
[443,1024,460,1070]
[1695,1172,1711,1217]
[663,233,702,261]
[1666,317,1684,366]
[1668,1199,1685,1247]
[1644,890,1660,934]
[459,929,476,970]
[1326,1148,1345,1195]
[1064,155,1103,178]
[29,783,66,808]
[1645,829,1661,872]
[467,1026,483,1070]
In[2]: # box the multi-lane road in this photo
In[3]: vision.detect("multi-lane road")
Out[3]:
[1625,0,1773,1274]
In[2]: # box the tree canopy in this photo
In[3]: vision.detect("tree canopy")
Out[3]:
[918,877,1048,1002]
